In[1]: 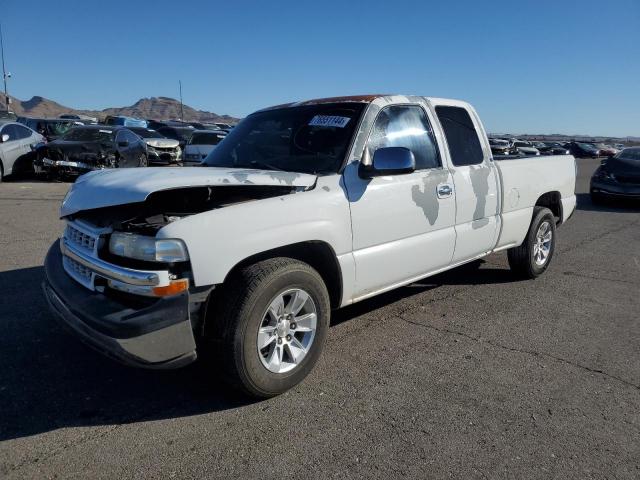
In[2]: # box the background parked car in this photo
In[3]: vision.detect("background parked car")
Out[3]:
[35,125,148,178]
[590,147,640,203]
[17,117,78,142]
[537,142,570,155]
[565,141,600,158]
[104,115,148,128]
[489,138,517,156]
[512,140,540,156]
[128,127,182,165]
[0,121,45,180]
[59,113,98,123]
[156,125,195,149]
[595,144,619,157]
[183,129,227,164]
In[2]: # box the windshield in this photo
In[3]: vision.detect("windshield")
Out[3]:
[190,132,226,145]
[130,128,163,139]
[203,103,366,174]
[42,121,74,136]
[615,149,640,161]
[63,128,114,142]
[514,141,530,147]
[577,142,597,150]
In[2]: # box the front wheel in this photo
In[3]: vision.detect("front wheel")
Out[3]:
[507,206,556,279]
[211,258,330,398]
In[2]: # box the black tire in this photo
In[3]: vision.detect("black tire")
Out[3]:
[0,160,4,183]
[210,257,330,398]
[507,206,556,279]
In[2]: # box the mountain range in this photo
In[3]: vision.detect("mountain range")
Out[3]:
[1,94,239,123]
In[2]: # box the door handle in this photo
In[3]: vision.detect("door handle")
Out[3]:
[437,184,453,198]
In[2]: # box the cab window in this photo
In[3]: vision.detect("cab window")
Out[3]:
[435,106,484,166]
[367,105,440,170]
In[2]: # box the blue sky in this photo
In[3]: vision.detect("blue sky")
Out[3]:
[3,0,639,136]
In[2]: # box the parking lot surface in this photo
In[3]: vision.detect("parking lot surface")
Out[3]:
[0,159,639,479]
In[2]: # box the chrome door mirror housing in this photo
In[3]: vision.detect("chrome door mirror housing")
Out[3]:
[359,147,416,178]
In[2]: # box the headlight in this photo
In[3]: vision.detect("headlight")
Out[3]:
[109,232,189,262]
[595,169,615,181]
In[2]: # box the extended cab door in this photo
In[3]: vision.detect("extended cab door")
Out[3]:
[343,103,456,301]
[432,102,500,263]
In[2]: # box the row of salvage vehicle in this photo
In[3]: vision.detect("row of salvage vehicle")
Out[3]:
[488,137,624,158]
[0,114,230,181]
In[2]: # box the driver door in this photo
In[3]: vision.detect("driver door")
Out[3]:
[343,104,456,301]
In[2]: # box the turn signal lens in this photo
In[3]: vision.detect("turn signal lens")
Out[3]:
[152,278,189,297]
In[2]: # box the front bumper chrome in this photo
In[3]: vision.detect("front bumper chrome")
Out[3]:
[60,238,170,287]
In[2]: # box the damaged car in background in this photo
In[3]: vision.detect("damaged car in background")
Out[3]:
[43,95,576,398]
[128,127,182,165]
[35,125,149,178]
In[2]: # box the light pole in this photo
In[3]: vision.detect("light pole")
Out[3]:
[0,23,10,113]
[179,80,184,122]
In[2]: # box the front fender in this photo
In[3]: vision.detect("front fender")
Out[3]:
[157,176,352,287]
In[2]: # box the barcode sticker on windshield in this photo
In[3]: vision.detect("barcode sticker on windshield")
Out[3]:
[99,130,113,134]
[308,115,350,128]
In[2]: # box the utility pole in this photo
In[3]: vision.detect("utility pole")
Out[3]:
[179,80,184,122]
[0,23,10,113]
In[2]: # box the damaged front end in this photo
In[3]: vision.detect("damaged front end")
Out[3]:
[44,178,309,368]
[35,143,117,177]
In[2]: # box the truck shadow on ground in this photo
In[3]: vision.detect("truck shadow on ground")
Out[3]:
[0,260,516,441]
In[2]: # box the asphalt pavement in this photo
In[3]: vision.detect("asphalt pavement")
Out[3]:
[0,158,639,479]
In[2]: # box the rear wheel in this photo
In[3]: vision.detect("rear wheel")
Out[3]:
[209,258,330,398]
[507,207,556,279]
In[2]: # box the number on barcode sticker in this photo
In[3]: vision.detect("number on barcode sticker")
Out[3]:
[308,115,351,128]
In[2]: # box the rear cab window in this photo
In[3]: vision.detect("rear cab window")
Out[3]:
[435,106,485,166]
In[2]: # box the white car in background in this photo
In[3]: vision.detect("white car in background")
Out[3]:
[183,129,227,164]
[128,127,182,165]
[512,140,541,156]
[0,121,45,181]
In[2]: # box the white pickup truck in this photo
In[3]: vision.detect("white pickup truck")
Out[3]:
[43,95,576,397]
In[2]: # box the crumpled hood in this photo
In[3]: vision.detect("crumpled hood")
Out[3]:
[61,167,317,217]
[145,138,180,148]
[43,140,114,162]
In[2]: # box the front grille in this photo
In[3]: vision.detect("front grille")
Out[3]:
[150,146,178,153]
[616,175,640,185]
[61,220,110,291]
[62,255,94,289]
[65,223,97,253]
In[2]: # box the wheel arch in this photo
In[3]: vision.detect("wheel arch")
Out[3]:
[222,240,343,309]
[535,191,562,224]
[201,240,343,340]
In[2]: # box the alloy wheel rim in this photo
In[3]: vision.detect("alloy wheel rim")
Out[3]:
[257,288,317,374]
[533,221,552,266]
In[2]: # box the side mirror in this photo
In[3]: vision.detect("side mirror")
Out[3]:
[117,140,129,147]
[360,147,415,178]
[1,134,9,143]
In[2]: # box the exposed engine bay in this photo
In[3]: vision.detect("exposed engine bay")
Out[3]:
[71,185,300,234]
